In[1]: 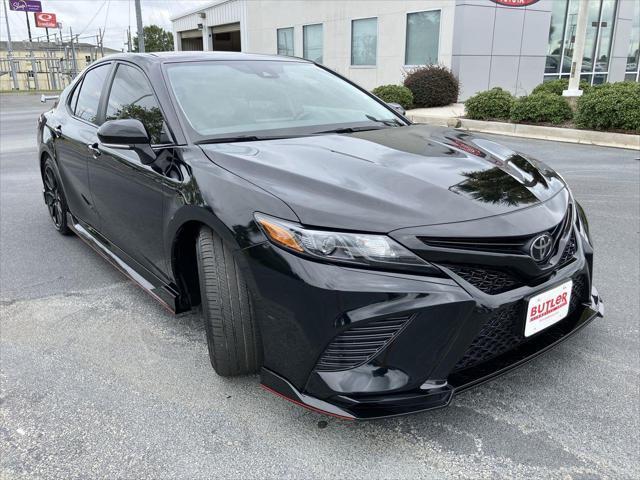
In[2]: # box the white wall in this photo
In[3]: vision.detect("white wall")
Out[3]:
[242,0,455,90]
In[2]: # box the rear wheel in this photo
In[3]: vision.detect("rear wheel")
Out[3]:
[196,226,262,376]
[42,157,71,235]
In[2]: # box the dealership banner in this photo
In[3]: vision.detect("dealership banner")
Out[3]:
[35,12,57,28]
[8,0,42,12]
[490,0,540,6]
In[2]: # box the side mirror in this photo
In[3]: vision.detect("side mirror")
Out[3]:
[97,119,157,165]
[387,102,406,116]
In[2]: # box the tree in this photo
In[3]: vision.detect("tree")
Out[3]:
[133,25,174,52]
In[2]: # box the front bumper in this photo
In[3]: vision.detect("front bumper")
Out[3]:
[260,286,602,420]
[240,235,603,420]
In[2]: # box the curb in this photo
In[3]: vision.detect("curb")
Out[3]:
[407,114,640,150]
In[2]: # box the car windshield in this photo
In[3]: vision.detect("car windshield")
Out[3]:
[165,60,403,142]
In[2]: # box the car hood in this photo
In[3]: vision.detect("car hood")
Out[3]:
[200,125,566,232]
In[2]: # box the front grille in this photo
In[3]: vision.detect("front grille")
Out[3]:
[419,205,573,258]
[443,264,524,295]
[558,233,577,266]
[314,314,413,372]
[417,206,578,295]
[420,236,528,255]
[453,275,588,372]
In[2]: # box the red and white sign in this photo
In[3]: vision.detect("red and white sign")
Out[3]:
[490,0,540,6]
[524,280,572,337]
[35,12,57,28]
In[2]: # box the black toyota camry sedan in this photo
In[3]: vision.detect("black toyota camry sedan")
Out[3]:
[37,52,603,419]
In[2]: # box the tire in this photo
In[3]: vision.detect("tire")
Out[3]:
[196,226,262,376]
[42,157,72,235]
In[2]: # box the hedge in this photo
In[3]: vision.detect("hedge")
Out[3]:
[575,82,640,133]
[510,93,573,125]
[464,87,514,120]
[403,65,459,108]
[532,79,591,96]
[371,84,414,110]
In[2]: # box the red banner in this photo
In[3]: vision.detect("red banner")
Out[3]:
[490,0,540,6]
[35,12,57,28]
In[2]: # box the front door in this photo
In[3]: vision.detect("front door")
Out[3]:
[88,62,172,281]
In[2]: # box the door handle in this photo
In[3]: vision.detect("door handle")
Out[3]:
[87,143,101,157]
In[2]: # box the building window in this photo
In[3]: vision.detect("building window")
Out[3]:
[303,23,323,64]
[405,10,440,66]
[625,0,639,82]
[545,0,569,75]
[351,17,377,66]
[277,27,294,56]
[544,0,619,85]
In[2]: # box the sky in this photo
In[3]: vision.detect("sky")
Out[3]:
[1,0,211,50]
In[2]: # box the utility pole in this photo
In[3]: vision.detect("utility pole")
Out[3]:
[2,0,19,89]
[127,26,132,53]
[25,11,32,42]
[98,27,105,57]
[563,0,589,97]
[134,0,145,52]
[70,27,78,78]
[45,27,49,42]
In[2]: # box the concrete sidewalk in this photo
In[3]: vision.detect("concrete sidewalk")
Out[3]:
[406,104,639,150]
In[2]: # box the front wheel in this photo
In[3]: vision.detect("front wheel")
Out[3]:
[42,157,71,235]
[196,226,262,377]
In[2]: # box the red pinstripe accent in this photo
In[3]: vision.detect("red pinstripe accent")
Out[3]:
[260,384,354,421]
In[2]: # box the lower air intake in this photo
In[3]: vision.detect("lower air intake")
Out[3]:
[452,275,587,372]
[444,264,523,295]
[315,314,414,372]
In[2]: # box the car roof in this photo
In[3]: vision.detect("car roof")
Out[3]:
[98,51,309,65]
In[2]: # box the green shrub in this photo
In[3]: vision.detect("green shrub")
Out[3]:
[403,65,459,108]
[532,78,591,96]
[465,87,514,120]
[371,84,414,109]
[575,82,640,132]
[510,93,573,125]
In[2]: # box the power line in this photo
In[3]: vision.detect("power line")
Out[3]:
[101,0,111,40]
[76,0,107,37]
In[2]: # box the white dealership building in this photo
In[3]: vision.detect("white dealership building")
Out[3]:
[171,0,639,99]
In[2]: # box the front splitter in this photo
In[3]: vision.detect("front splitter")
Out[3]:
[260,287,604,420]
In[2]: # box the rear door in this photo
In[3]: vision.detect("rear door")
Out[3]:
[88,61,172,280]
[53,63,111,228]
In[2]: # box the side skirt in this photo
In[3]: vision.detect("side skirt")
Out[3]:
[67,213,188,314]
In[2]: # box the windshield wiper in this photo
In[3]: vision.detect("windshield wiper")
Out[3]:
[196,134,294,144]
[313,125,387,135]
[314,116,404,135]
[365,115,403,127]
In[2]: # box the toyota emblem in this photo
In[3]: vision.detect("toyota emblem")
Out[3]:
[530,233,553,262]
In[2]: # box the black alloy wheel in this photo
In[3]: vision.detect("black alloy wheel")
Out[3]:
[43,158,71,235]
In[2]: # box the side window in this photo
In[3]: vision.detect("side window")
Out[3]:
[74,64,110,124]
[105,64,168,144]
[68,80,82,113]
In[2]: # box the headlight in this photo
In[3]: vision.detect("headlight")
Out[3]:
[255,213,437,273]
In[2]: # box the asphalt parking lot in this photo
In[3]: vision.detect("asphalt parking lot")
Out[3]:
[1,93,639,479]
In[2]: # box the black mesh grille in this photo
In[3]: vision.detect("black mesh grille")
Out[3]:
[453,275,588,372]
[315,315,413,372]
[558,233,578,266]
[443,265,524,295]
